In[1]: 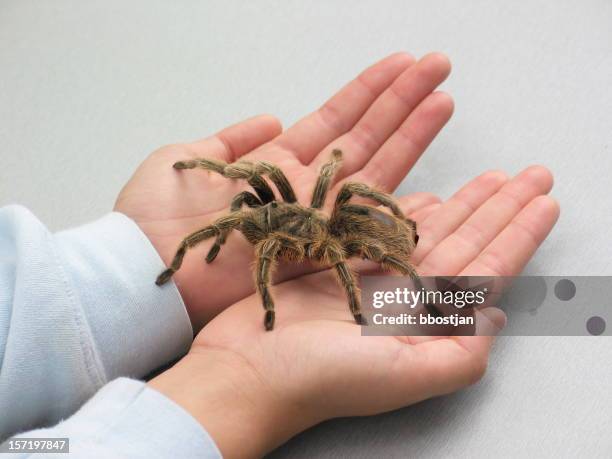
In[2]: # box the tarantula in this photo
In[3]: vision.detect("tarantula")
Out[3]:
[156,149,419,330]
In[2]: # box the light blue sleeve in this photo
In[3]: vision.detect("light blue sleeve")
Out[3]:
[0,205,221,457]
[8,378,222,459]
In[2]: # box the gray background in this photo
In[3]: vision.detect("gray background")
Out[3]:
[1,1,610,457]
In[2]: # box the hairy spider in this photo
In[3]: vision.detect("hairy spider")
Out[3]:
[156,149,419,330]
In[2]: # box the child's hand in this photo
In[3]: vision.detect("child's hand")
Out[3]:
[149,167,559,459]
[115,53,453,330]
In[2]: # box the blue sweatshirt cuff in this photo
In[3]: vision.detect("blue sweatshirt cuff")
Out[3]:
[12,378,222,459]
[53,212,193,382]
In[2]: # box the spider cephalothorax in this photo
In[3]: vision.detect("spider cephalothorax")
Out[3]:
[156,149,419,330]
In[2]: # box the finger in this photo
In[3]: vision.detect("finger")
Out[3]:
[460,195,560,277]
[412,170,509,265]
[311,53,451,179]
[418,166,554,275]
[392,335,493,400]
[355,91,454,191]
[400,304,505,345]
[187,114,283,161]
[475,307,507,335]
[274,53,415,164]
[396,192,441,217]
[409,202,441,223]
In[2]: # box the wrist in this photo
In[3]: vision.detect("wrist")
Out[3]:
[148,347,316,459]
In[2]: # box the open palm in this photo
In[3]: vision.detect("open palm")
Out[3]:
[115,53,454,329]
[191,165,559,426]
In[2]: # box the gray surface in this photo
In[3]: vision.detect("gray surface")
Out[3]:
[1,1,611,457]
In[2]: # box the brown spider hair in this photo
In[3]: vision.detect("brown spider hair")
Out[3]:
[156,149,419,330]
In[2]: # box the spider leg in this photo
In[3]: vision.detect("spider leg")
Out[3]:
[347,240,441,317]
[371,255,440,317]
[173,158,276,203]
[255,239,282,330]
[346,239,418,278]
[310,149,343,208]
[254,161,297,203]
[334,261,364,325]
[156,213,243,285]
[206,191,262,263]
[332,182,404,219]
[306,237,363,324]
[375,252,418,278]
[375,254,441,317]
